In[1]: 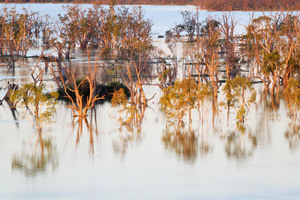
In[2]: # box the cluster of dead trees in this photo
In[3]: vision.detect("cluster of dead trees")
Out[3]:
[0,7,43,69]
[0,4,152,64]
[52,5,152,61]
[0,4,153,125]
[163,11,300,126]
[1,4,299,134]
[166,11,300,91]
[0,4,157,156]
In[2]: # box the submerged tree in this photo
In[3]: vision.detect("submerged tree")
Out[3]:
[179,10,197,42]
[160,78,198,129]
[245,13,300,95]
[49,5,153,119]
[1,7,42,57]
[10,83,58,136]
[277,14,300,89]
[59,69,104,118]
[111,61,154,131]
[223,76,256,125]
[198,18,221,105]
[284,78,300,120]
[220,13,240,79]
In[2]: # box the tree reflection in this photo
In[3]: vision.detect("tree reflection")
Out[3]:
[72,108,98,154]
[259,89,281,117]
[285,122,300,151]
[1,83,19,128]
[112,129,142,157]
[198,132,212,157]
[222,127,257,160]
[11,136,58,177]
[162,128,198,164]
[110,82,148,157]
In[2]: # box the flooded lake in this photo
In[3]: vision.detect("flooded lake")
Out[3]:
[0,3,299,200]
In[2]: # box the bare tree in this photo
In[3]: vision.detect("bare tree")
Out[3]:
[199,18,221,104]
[220,12,240,79]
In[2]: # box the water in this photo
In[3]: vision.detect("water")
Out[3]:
[0,3,299,200]
[0,80,299,199]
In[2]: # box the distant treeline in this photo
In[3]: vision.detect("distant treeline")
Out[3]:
[0,0,300,11]
[202,0,300,11]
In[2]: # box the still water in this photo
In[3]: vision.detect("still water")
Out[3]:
[0,71,299,199]
[0,3,299,200]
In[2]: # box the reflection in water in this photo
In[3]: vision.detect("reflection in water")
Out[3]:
[222,127,257,160]
[11,137,58,177]
[198,133,212,157]
[111,106,145,157]
[1,83,19,128]
[4,100,19,128]
[112,131,142,157]
[162,128,198,163]
[285,121,300,151]
[72,108,99,154]
[113,92,146,133]
[259,89,281,119]
[254,88,283,148]
[111,89,146,157]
